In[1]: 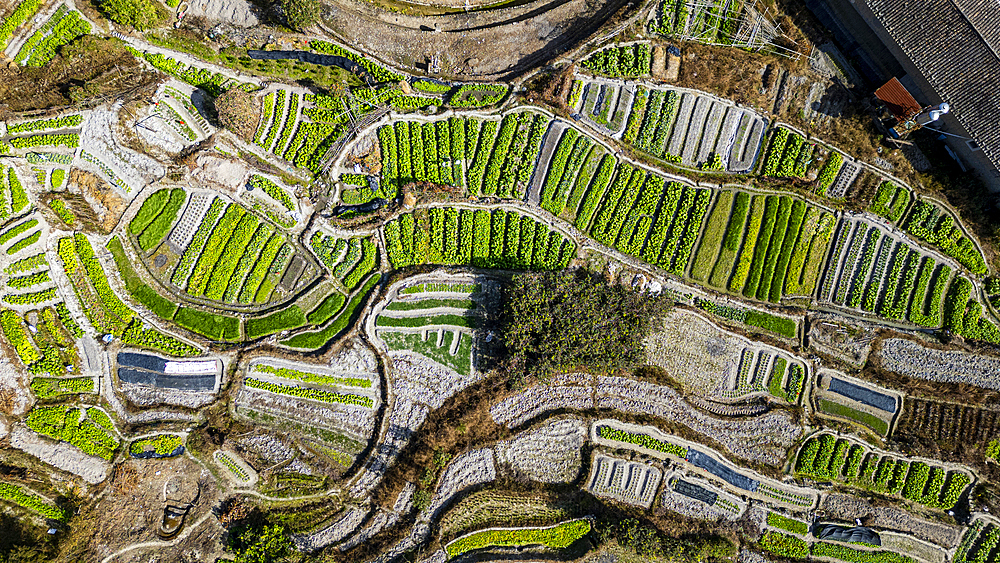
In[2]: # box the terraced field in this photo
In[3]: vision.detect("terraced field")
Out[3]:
[168,195,310,305]
[818,216,953,327]
[570,79,767,172]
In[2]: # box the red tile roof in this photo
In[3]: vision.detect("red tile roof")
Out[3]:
[875,77,922,122]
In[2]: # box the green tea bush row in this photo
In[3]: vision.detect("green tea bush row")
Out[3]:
[244,377,374,407]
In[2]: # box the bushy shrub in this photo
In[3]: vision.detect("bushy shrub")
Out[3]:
[98,0,164,31]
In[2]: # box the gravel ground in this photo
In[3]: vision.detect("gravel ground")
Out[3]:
[292,507,369,552]
[10,426,109,484]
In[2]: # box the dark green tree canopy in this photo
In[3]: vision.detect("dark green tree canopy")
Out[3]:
[99,0,165,31]
[500,269,669,378]
[282,0,319,30]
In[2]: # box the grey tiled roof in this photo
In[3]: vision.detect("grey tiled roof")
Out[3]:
[866,0,1000,171]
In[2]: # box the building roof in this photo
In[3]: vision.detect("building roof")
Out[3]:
[866,0,1000,170]
[875,77,922,122]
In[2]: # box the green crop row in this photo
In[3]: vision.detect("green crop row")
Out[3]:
[762,128,789,177]
[7,113,83,135]
[759,531,808,559]
[766,512,808,535]
[385,207,574,271]
[245,306,306,340]
[580,44,651,78]
[597,425,687,457]
[446,520,591,558]
[904,201,987,274]
[252,363,371,388]
[10,133,78,149]
[0,219,38,246]
[6,253,45,275]
[309,40,405,83]
[49,198,73,225]
[25,404,118,460]
[30,377,94,399]
[448,83,509,108]
[238,235,285,305]
[6,231,39,255]
[0,0,43,49]
[0,482,69,521]
[137,189,185,251]
[3,287,56,306]
[244,377,373,408]
[693,298,797,338]
[376,313,477,329]
[870,181,910,223]
[1,309,39,365]
[796,434,969,510]
[130,434,183,456]
[816,400,889,436]
[171,198,224,287]
[816,152,843,195]
[217,451,249,481]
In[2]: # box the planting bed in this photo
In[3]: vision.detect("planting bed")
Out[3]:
[645,308,807,403]
[812,370,898,436]
[607,80,766,172]
[819,216,951,326]
[662,475,745,521]
[896,396,1000,447]
[492,372,801,465]
[587,453,662,508]
[384,207,574,271]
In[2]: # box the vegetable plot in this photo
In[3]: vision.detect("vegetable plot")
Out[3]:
[580,44,652,77]
[384,207,574,271]
[446,519,591,558]
[795,434,970,510]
